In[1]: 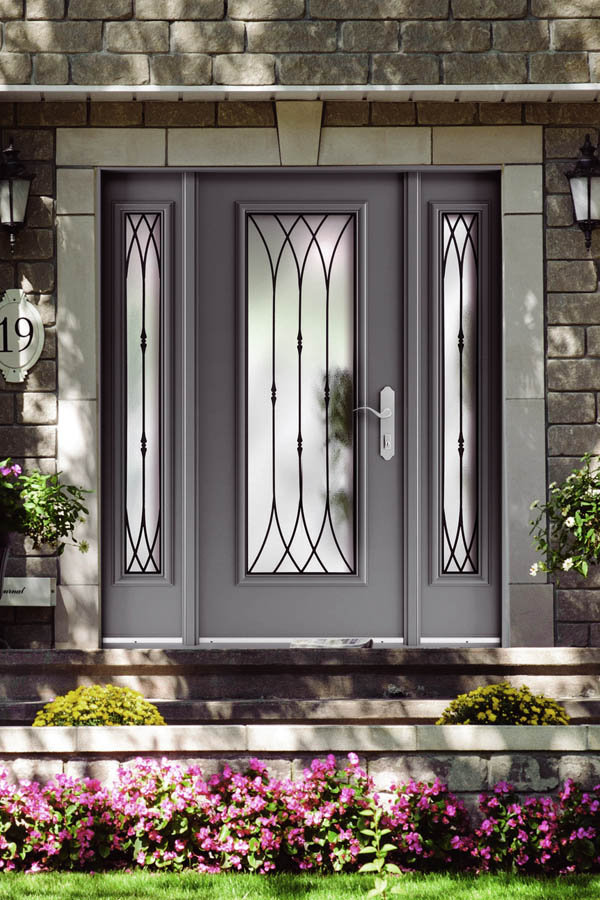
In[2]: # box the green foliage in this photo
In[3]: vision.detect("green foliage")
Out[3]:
[0,872,598,900]
[32,684,165,727]
[358,802,403,899]
[0,457,89,553]
[529,453,600,580]
[436,682,569,726]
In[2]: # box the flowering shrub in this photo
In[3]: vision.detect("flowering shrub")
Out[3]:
[554,778,600,873]
[107,757,285,873]
[281,753,372,871]
[436,682,569,726]
[529,453,600,579]
[2,756,600,876]
[475,781,562,872]
[387,778,473,870]
[32,685,166,727]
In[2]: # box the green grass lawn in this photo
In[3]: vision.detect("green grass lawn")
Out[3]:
[1,872,600,900]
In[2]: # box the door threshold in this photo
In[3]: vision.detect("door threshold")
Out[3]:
[102,636,501,649]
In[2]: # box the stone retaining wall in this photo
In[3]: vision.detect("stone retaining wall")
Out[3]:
[3,725,600,816]
[1,1,600,86]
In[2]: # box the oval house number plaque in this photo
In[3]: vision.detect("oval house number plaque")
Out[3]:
[0,289,44,384]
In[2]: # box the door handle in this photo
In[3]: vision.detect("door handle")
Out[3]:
[353,405,392,419]
[353,386,395,461]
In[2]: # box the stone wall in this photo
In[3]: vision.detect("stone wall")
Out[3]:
[0,1,600,86]
[2,724,599,818]
[1,99,600,647]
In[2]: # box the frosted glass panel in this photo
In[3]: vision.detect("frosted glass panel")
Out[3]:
[247,213,356,575]
[441,213,479,575]
[124,213,162,574]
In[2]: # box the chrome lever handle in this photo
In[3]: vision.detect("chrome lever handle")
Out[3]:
[353,405,392,419]
[353,386,395,460]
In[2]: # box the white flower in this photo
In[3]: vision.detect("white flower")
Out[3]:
[564,517,576,528]
[567,474,577,482]
[529,563,540,576]
[530,500,539,510]
[563,557,574,571]
[549,482,557,490]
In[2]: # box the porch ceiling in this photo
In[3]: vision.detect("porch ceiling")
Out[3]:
[2,83,600,102]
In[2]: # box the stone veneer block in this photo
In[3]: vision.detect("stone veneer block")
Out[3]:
[276,101,322,165]
[55,585,100,648]
[488,755,559,791]
[416,725,588,752]
[57,216,96,400]
[57,129,165,167]
[73,725,247,753]
[585,729,600,750]
[168,128,280,166]
[247,725,417,752]
[503,215,545,398]
[0,726,78,753]
[57,400,98,585]
[433,126,542,164]
[505,399,546,583]
[503,165,543,214]
[1,760,64,784]
[319,127,431,165]
[509,585,555,647]
[56,169,95,215]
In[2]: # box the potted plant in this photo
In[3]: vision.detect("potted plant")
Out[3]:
[529,453,600,581]
[0,457,89,600]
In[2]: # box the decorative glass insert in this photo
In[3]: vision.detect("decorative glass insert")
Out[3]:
[246,213,356,575]
[441,212,479,575]
[124,213,162,574]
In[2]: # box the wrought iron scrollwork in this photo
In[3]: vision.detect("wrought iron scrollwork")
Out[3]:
[124,212,162,575]
[441,212,479,575]
[246,213,356,575]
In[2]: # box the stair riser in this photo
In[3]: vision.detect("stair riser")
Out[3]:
[4,672,600,702]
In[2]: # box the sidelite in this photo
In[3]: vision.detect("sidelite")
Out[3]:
[246,212,356,575]
[124,212,162,575]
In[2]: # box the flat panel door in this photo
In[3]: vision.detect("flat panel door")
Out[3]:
[195,172,404,639]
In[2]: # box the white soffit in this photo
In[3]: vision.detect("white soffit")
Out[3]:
[1,83,600,102]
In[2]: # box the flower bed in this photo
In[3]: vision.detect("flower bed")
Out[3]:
[1,754,600,875]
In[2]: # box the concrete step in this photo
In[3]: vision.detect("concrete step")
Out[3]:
[3,696,600,726]
[2,648,600,707]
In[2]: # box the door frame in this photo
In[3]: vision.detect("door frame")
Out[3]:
[97,165,508,647]
[90,158,552,647]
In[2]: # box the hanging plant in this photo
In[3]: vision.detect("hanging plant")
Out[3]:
[0,457,90,601]
[529,453,600,580]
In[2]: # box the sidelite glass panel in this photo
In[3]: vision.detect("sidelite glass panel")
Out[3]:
[247,213,356,575]
[124,212,162,575]
[441,212,479,575]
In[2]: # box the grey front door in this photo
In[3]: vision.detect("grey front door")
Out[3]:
[101,170,501,646]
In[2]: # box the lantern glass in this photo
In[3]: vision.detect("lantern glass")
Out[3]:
[569,175,590,222]
[9,176,31,224]
[0,175,30,226]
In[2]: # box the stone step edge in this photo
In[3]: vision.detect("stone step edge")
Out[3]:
[2,647,600,670]
[0,724,597,755]
[2,698,598,724]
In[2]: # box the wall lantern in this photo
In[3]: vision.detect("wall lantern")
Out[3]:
[0,141,33,254]
[566,133,600,250]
